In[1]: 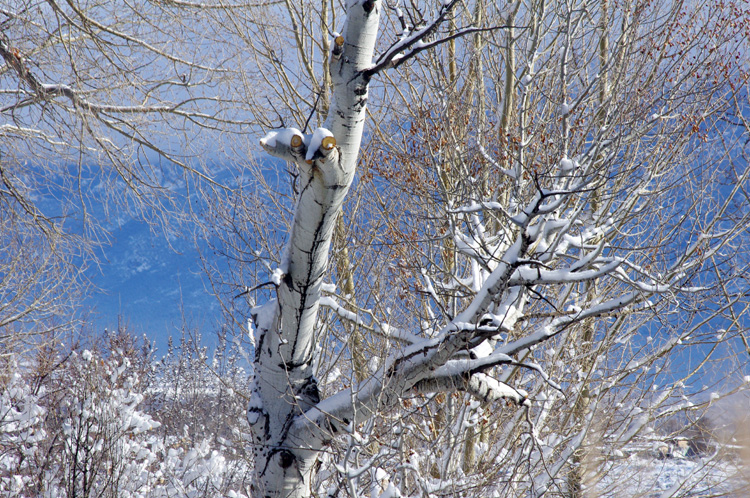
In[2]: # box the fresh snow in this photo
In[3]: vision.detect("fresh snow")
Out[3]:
[306,127,334,161]
[560,157,576,171]
[260,127,302,148]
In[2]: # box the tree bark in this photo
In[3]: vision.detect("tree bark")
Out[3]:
[248,1,381,496]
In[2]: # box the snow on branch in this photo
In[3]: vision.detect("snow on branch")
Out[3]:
[498,290,649,358]
[510,258,622,286]
[260,127,338,169]
[413,371,529,406]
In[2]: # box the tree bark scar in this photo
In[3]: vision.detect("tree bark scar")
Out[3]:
[278,449,295,469]
[362,0,376,14]
[354,97,368,113]
[301,376,321,405]
[327,418,339,434]
[255,330,265,362]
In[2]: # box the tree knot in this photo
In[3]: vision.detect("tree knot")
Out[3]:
[278,449,295,469]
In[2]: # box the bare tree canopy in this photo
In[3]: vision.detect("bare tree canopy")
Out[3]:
[2,0,750,497]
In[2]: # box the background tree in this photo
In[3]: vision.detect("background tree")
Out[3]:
[2,1,750,497]
[344,2,750,496]
[233,0,750,496]
[0,1,258,353]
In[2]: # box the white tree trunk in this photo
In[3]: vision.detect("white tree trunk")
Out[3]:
[249,1,381,496]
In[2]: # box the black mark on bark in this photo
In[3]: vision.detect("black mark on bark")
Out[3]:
[278,449,295,469]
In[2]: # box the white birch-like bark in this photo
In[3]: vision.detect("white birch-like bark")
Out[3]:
[249,1,381,495]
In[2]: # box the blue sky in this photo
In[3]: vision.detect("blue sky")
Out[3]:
[25,161,224,354]
[84,213,220,354]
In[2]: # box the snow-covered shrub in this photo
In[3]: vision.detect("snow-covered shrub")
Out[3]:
[147,328,254,497]
[46,348,162,498]
[2,329,254,498]
[0,359,47,497]
[156,437,252,498]
[150,328,250,449]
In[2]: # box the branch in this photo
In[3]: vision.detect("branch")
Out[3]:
[509,259,622,286]
[0,36,249,125]
[158,0,280,8]
[319,294,421,344]
[362,0,516,78]
[413,371,529,406]
[498,290,648,358]
[365,25,508,78]
[43,0,221,72]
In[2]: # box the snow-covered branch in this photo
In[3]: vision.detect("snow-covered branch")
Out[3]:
[364,0,512,77]
[412,371,529,406]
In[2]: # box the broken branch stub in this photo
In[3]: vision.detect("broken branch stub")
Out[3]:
[260,128,339,166]
[321,136,336,154]
[332,35,345,60]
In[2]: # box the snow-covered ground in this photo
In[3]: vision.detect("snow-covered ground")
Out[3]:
[596,454,747,497]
